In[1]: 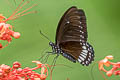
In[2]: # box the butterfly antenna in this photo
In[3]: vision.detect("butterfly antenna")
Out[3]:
[39,30,51,42]
[38,46,50,62]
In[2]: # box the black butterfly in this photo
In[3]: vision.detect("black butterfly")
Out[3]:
[42,6,94,66]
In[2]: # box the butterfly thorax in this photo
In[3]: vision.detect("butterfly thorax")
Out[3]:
[49,42,62,54]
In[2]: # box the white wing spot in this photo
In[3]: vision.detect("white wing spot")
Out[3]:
[83,43,85,46]
[88,48,90,51]
[55,46,57,48]
[80,42,82,45]
[80,35,83,38]
[79,26,83,29]
[79,56,85,61]
[89,53,91,56]
[82,50,88,53]
[89,55,91,59]
[67,21,70,24]
[86,61,89,64]
[82,36,84,39]
[80,54,86,58]
[90,47,92,49]
[80,22,82,24]
[78,59,82,62]
[88,58,90,61]
[58,48,60,50]
[82,46,86,49]
[81,52,87,56]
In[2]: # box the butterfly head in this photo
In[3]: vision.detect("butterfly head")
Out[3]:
[49,42,55,46]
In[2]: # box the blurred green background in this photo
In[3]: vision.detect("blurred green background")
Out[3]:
[0,0,120,80]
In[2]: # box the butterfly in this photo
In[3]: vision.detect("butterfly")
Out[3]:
[41,6,94,66]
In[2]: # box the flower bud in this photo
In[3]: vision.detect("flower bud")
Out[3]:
[106,70,113,77]
[106,55,113,60]
[12,32,20,39]
[0,43,2,48]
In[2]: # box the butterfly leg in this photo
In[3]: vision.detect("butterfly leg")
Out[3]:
[46,51,53,54]
[41,51,55,63]
[51,54,59,71]
[38,46,50,62]
[43,53,50,63]
[43,51,56,63]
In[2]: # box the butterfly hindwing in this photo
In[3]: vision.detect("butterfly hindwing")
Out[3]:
[78,42,94,66]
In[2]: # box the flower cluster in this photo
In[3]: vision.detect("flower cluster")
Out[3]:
[0,0,37,49]
[0,14,20,49]
[98,55,120,77]
[0,61,50,80]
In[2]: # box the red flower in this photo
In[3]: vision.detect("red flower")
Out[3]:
[0,61,51,80]
[98,55,120,79]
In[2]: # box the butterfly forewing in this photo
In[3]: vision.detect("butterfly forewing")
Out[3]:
[56,7,88,45]
[55,6,94,66]
[55,6,78,45]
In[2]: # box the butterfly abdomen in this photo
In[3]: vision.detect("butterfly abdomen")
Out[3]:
[61,52,76,63]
